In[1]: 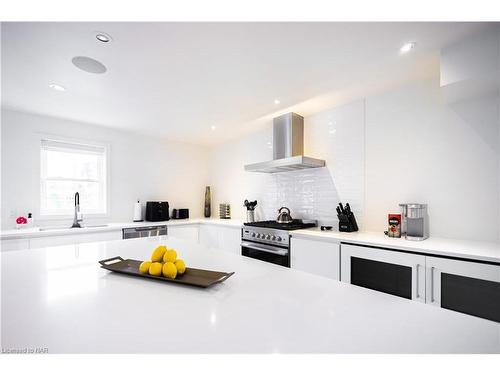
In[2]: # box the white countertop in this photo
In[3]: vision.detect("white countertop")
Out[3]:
[292,228,500,264]
[2,237,499,353]
[0,218,243,240]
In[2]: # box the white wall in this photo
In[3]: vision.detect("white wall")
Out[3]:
[364,80,498,240]
[1,109,210,229]
[209,79,500,242]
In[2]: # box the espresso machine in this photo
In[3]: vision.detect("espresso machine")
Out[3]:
[399,203,429,241]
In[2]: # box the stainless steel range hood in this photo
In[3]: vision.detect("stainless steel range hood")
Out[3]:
[244,112,326,173]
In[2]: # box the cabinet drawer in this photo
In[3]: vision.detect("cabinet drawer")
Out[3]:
[426,256,500,322]
[341,243,426,303]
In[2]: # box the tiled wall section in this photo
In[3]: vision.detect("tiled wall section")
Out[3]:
[250,99,366,228]
[258,168,341,226]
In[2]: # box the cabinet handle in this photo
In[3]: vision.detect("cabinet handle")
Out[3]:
[415,264,420,299]
[431,266,435,303]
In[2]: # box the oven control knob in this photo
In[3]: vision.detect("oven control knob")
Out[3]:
[265,234,271,240]
[271,235,276,241]
[256,233,261,238]
[276,236,282,241]
[251,232,256,237]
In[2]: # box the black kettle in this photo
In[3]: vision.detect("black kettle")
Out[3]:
[276,207,293,224]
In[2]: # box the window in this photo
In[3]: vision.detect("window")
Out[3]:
[40,138,108,216]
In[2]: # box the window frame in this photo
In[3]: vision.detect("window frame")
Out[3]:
[39,135,110,219]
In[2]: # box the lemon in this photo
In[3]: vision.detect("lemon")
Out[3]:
[139,261,152,274]
[163,249,177,263]
[174,259,186,275]
[162,262,177,279]
[151,245,167,262]
[149,262,163,276]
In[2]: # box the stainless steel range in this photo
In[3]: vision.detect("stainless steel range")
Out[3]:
[241,219,317,267]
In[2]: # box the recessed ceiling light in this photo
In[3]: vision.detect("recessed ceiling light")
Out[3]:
[72,56,107,74]
[49,83,66,92]
[400,42,416,54]
[274,99,281,105]
[211,125,216,131]
[95,32,112,43]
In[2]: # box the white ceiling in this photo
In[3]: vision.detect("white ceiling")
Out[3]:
[0,22,490,145]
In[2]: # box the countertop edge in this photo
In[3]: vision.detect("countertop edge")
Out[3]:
[291,230,500,264]
[0,218,243,240]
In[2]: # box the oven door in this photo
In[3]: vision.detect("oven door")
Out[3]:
[241,241,290,267]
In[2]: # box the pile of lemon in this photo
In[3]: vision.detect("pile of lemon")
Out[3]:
[138,245,186,279]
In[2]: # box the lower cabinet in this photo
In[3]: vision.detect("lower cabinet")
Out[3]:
[199,224,241,255]
[167,224,200,242]
[340,243,500,322]
[1,239,31,251]
[29,230,122,249]
[341,243,426,303]
[290,237,340,280]
[426,257,500,323]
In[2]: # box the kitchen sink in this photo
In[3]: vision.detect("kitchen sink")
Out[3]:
[38,224,110,231]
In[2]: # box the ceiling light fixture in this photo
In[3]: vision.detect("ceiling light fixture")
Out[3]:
[400,42,416,54]
[211,125,216,131]
[274,99,281,105]
[49,83,66,92]
[95,32,112,43]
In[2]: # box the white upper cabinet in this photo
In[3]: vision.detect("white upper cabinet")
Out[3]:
[290,237,340,280]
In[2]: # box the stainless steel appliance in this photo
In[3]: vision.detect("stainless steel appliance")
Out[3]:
[241,219,316,267]
[122,225,168,239]
[276,207,293,223]
[399,203,429,241]
[244,113,326,173]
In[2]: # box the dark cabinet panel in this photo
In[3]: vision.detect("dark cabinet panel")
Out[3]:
[350,257,412,299]
[441,273,500,323]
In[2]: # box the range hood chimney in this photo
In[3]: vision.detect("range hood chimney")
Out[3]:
[244,113,326,173]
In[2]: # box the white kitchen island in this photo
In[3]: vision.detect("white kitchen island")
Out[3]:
[1,236,499,354]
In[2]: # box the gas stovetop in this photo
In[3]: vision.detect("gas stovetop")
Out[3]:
[244,220,317,231]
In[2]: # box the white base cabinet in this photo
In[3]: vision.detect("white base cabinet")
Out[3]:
[199,224,241,255]
[340,243,426,303]
[1,239,31,251]
[1,230,123,251]
[167,225,199,243]
[426,256,500,322]
[340,243,500,322]
[290,237,340,280]
[29,231,122,249]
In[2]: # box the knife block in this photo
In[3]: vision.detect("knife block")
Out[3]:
[338,211,359,232]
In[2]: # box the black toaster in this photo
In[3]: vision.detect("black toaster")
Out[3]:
[145,201,169,222]
[172,208,189,220]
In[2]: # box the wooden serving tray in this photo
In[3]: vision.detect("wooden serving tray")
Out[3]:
[99,256,234,288]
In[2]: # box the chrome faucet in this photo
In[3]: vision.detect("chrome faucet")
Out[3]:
[71,192,83,228]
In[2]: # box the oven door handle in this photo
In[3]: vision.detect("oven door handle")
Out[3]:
[241,241,288,256]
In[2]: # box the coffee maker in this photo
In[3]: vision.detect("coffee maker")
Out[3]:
[399,203,429,241]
